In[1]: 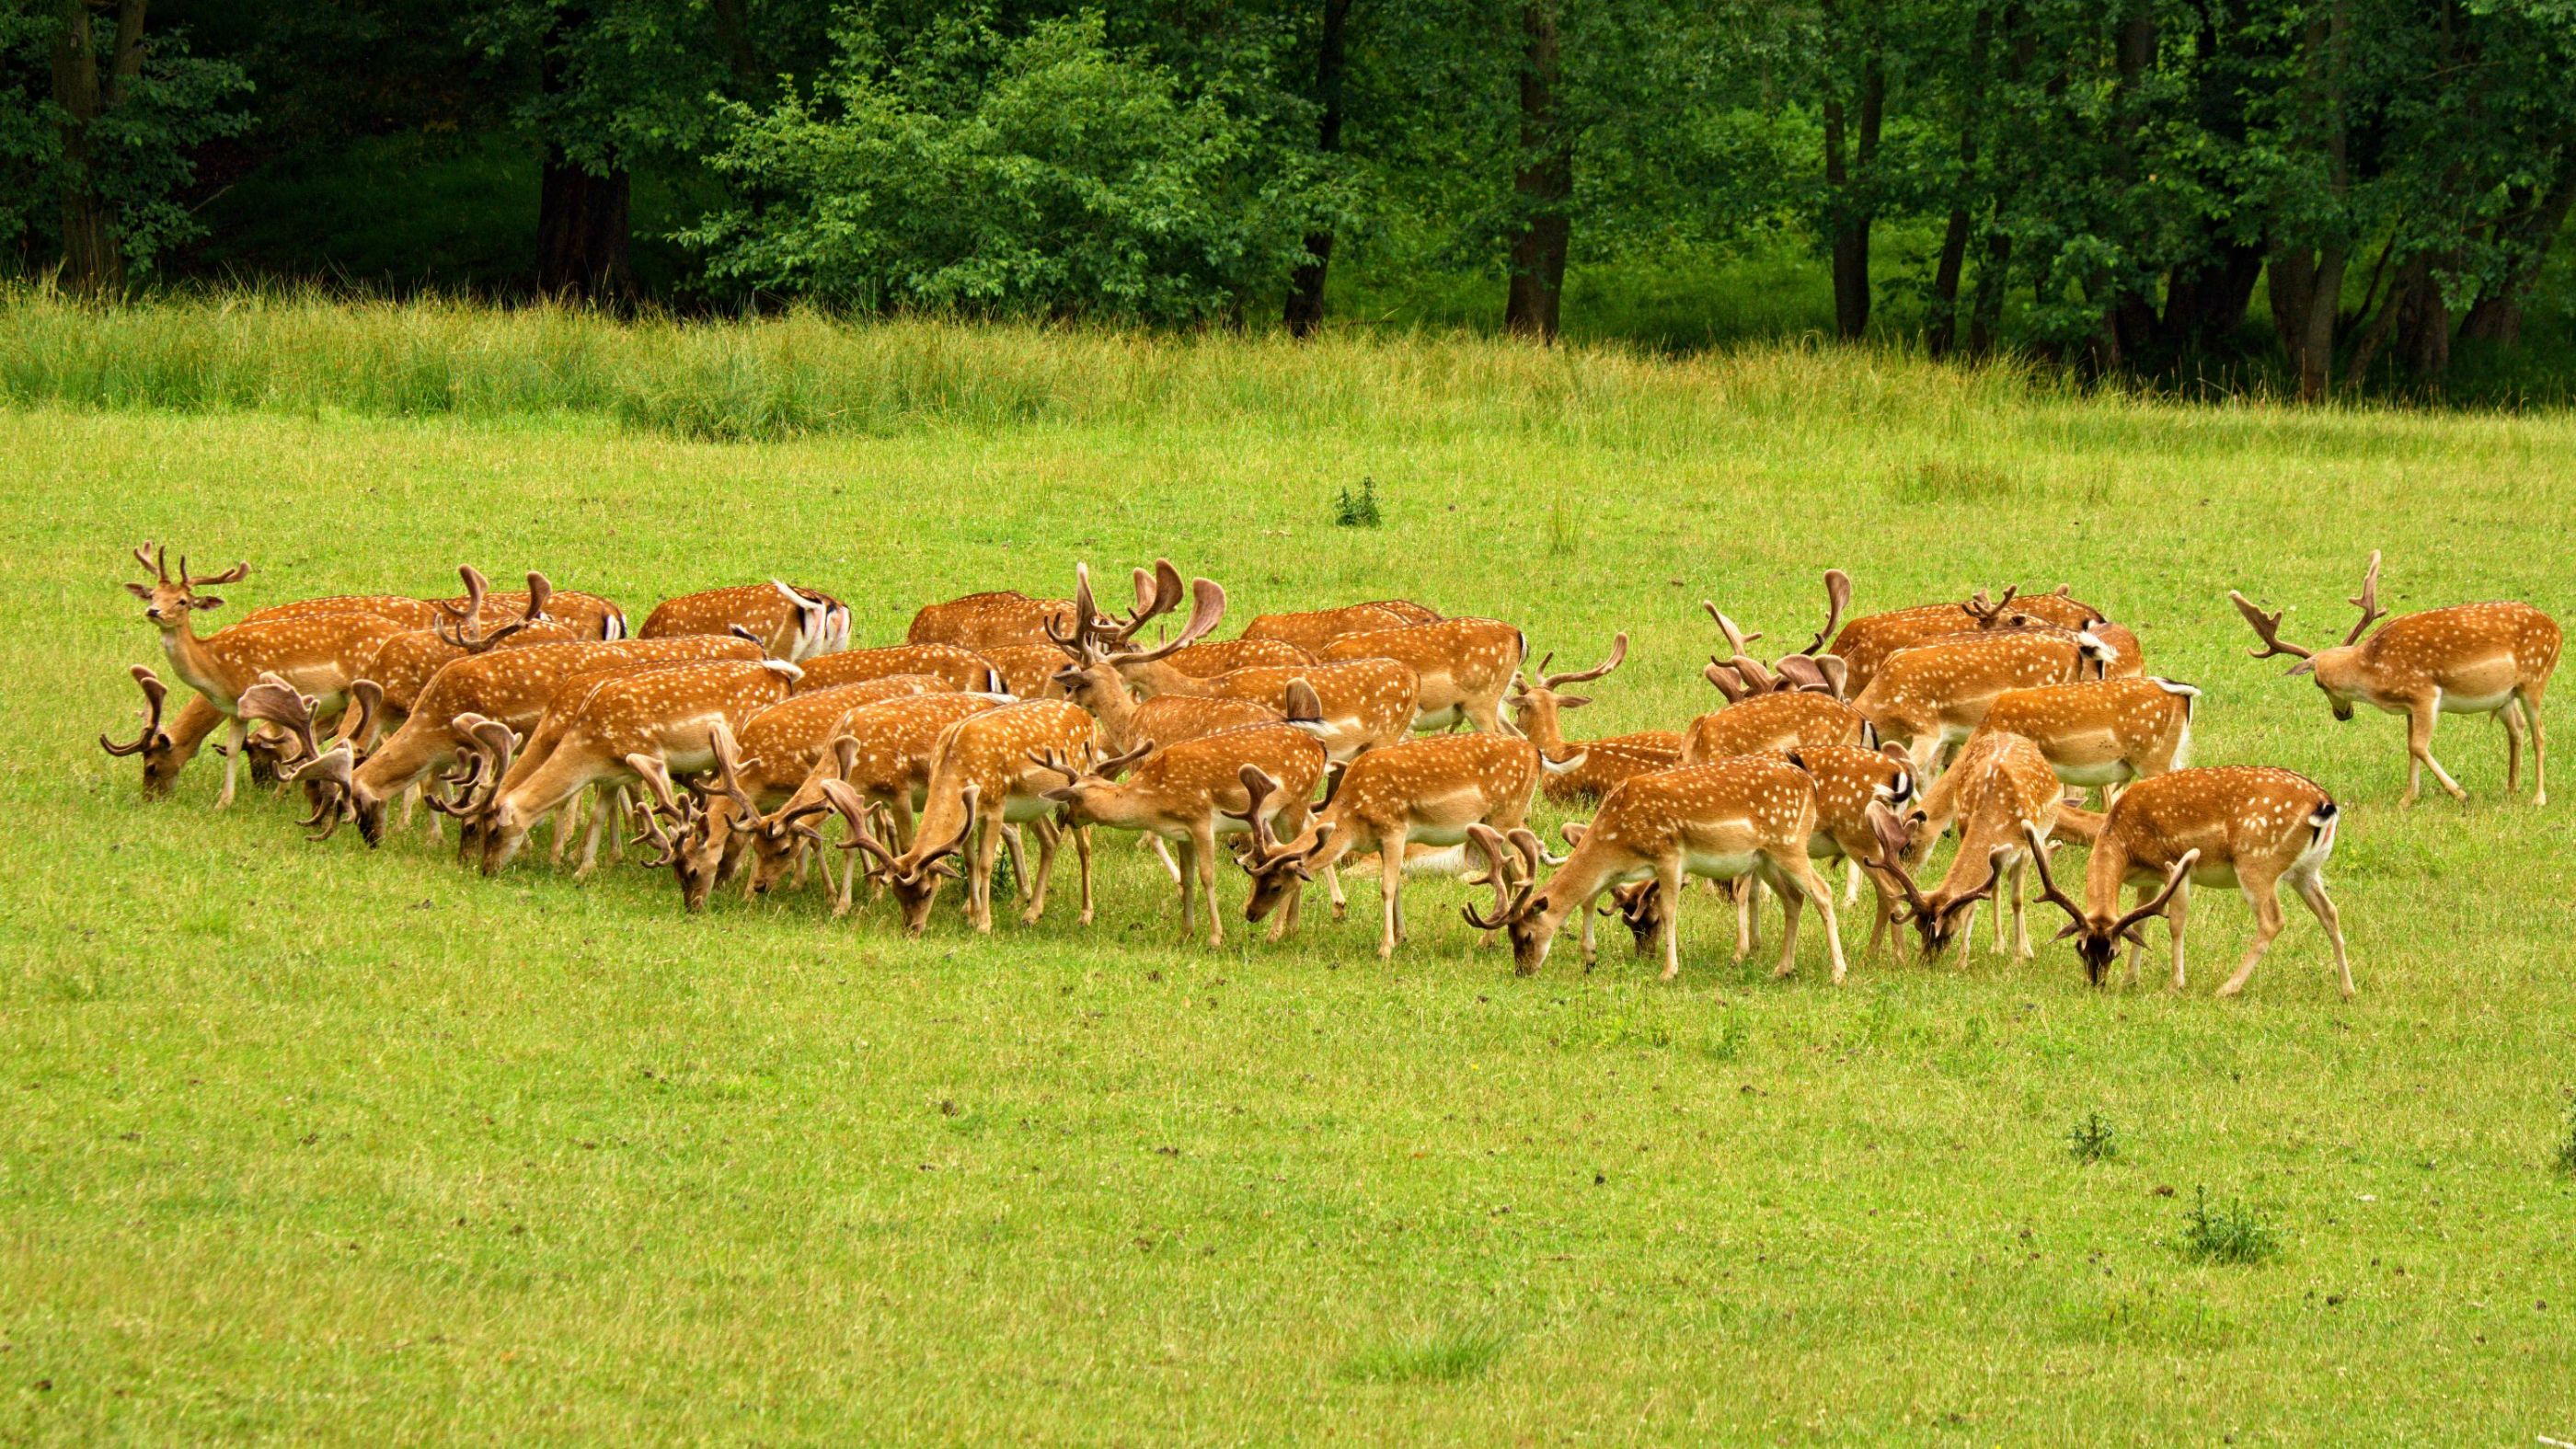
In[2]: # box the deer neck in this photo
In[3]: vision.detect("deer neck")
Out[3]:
[1082,682,1145,751]
[1115,659,1192,699]
[157,615,237,708]
[2306,646,2366,698]
[1516,699,1569,755]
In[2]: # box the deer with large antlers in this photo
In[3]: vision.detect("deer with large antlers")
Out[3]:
[1314,617,1527,734]
[1701,583,1856,703]
[908,590,1078,651]
[841,699,1101,935]
[2025,766,2352,998]
[1849,628,2119,776]
[111,545,406,807]
[358,568,609,721]
[1862,732,2099,964]
[1462,753,1849,983]
[1503,634,1684,801]
[742,691,1017,910]
[1031,727,1328,948]
[1236,733,1566,958]
[2231,552,2559,806]
[293,635,762,846]
[1955,677,2199,803]
[639,582,849,661]
[478,658,803,874]
[792,642,1000,694]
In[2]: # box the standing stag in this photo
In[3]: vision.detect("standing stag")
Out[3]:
[2231,552,2557,805]
[1506,634,1685,800]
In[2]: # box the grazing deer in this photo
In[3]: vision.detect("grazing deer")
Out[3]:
[1961,677,2198,799]
[296,635,761,845]
[1862,732,2098,963]
[1032,727,1328,948]
[1153,660,1418,764]
[480,659,803,874]
[1850,628,2118,775]
[1236,733,1561,958]
[1462,753,1848,983]
[1677,691,1869,765]
[2025,766,2352,998]
[2231,552,2559,805]
[742,692,1016,908]
[907,590,1077,651]
[359,569,600,722]
[1811,575,2104,696]
[843,699,1100,935]
[639,581,849,661]
[1315,617,1527,733]
[1239,603,1411,654]
[793,642,999,694]
[1504,634,1684,800]
[116,546,405,807]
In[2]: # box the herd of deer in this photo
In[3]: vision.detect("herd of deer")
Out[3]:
[105,544,2558,999]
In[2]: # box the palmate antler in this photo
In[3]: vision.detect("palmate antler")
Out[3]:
[1807,568,1851,655]
[1531,632,1627,693]
[2023,823,2196,950]
[99,665,171,757]
[2226,591,2314,665]
[1459,823,1542,930]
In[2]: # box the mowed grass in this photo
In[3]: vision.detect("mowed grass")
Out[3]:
[4,309,2576,1443]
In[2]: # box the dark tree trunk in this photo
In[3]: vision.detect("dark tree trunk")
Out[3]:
[1283,0,1353,338]
[1503,0,1570,341]
[534,3,633,303]
[2458,141,2576,344]
[1822,15,1883,341]
[1928,5,1992,359]
[2395,256,2452,380]
[2104,6,2160,363]
[2162,242,2265,356]
[50,0,145,296]
[1967,223,2010,357]
[2298,243,2348,401]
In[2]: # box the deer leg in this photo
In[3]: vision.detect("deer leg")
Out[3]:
[2289,872,2355,1000]
[572,785,611,880]
[1956,900,1980,970]
[1073,824,1094,926]
[2405,697,2466,805]
[1578,894,1598,967]
[972,818,1005,932]
[2009,856,2034,960]
[1842,857,1862,907]
[1191,822,1224,949]
[2214,873,2285,998]
[2518,690,2547,805]
[2164,879,2192,992]
[548,788,578,866]
[1327,858,1349,919]
[215,718,247,808]
[1020,820,1058,926]
[1174,835,1199,945]
[1147,835,1182,884]
[1656,861,1687,982]
[1378,830,1405,960]
[1731,878,1757,962]
[2501,703,2526,795]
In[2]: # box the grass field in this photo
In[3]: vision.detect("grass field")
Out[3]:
[5,300,2575,1443]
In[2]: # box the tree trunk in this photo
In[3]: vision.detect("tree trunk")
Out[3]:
[49,0,146,296]
[1283,0,1353,338]
[1967,222,2010,357]
[536,160,635,302]
[2458,141,2576,344]
[1823,21,1883,341]
[2298,244,2347,401]
[1503,0,1570,341]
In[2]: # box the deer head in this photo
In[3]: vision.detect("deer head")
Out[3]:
[2025,824,2198,984]
[1461,822,1552,972]
[123,543,249,629]
[98,665,192,795]
[2227,552,2386,719]
[823,777,972,936]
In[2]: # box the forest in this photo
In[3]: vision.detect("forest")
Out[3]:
[8,0,2576,397]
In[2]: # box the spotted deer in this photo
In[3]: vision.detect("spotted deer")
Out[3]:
[1030,726,1329,948]
[114,546,405,807]
[2026,766,2352,998]
[1462,753,1848,983]
[1315,617,1528,733]
[907,590,1077,650]
[2231,552,2559,805]
[1156,638,1314,675]
[1677,691,1869,765]
[640,581,849,661]
[1235,733,1563,958]
[843,699,1100,935]
[1239,603,1411,654]
[1958,677,2198,801]
[793,642,999,694]
[1862,732,2099,963]
[742,692,1017,910]
[480,658,803,873]
[1849,628,2118,776]
[1502,634,1682,800]
[980,644,1080,699]
[358,569,604,725]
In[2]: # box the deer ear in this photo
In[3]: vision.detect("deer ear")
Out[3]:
[2053,921,2085,941]
[192,594,225,611]
[125,582,155,600]
[2286,660,2317,677]
[1557,694,1592,709]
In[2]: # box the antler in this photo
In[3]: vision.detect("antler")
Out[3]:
[2021,824,2094,937]
[234,673,325,766]
[818,778,902,873]
[1702,659,1753,702]
[2226,590,2314,664]
[98,665,170,756]
[1101,576,1227,665]
[1537,632,1627,691]
[1459,823,1535,930]
[1859,801,1933,922]
[1702,601,1761,658]
[1806,568,1851,654]
[2343,550,2386,646]
[704,720,765,817]
[1221,765,1289,865]
[178,555,249,589]
[2107,850,2200,945]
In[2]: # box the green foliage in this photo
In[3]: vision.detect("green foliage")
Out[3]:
[2178,1187,2281,1266]
[1332,477,1381,528]
[1334,1322,1512,1384]
[686,15,1317,323]
[2067,1112,2119,1165]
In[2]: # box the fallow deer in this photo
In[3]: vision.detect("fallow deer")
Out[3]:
[1462,753,1849,983]
[1862,732,2099,963]
[1156,638,1314,675]
[742,692,1017,908]
[1850,628,2118,775]
[1235,733,1561,957]
[980,643,1080,699]
[846,699,1101,935]
[295,635,761,845]
[1701,583,1854,702]
[1239,603,1411,654]
[1960,677,2198,799]
[1676,690,1869,765]
[640,581,849,661]
[115,545,405,807]
[1316,617,1528,733]
[480,658,803,874]
[2026,766,2352,998]
[1031,728,1329,948]
[792,642,999,694]
[907,590,1077,651]
[358,569,598,724]
[1816,576,2110,697]
[2231,552,2559,805]
[1357,599,1443,625]
[1504,634,1684,800]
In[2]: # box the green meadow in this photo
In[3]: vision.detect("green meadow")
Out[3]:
[3,295,2572,1443]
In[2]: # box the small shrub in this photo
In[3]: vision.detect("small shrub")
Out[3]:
[1334,477,1383,528]
[1334,1322,1511,1385]
[2067,1112,2119,1164]
[2178,1187,2280,1265]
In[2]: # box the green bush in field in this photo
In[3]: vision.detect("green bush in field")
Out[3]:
[2178,1187,2281,1265]
[684,16,1321,325]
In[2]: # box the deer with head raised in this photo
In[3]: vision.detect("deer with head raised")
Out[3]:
[1031,727,1328,948]
[2025,765,2352,998]
[1503,633,1683,801]
[1462,753,1848,983]
[1236,732,1568,957]
[2231,552,2558,805]
[112,544,406,807]
[640,581,848,661]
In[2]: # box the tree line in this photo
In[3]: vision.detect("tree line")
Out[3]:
[6,0,2574,395]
